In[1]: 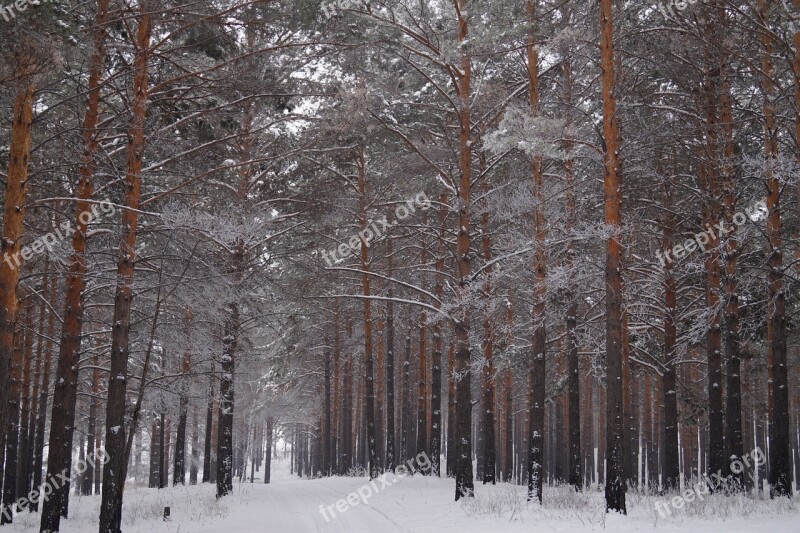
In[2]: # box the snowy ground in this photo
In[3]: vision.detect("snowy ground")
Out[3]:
[4,460,799,532]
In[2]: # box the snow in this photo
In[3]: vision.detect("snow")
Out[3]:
[3,459,798,532]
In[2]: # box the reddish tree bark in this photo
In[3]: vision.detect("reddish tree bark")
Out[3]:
[600,0,626,513]
[98,3,152,530]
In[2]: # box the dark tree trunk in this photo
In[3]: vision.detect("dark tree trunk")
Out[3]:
[0,52,35,509]
[2,317,24,524]
[718,13,743,487]
[758,1,791,498]
[190,405,199,485]
[216,301,238,498]
[661,177,680,491]
[446,342,456,477]
[385,229,396,472]
[264,418,272,483]
[525,0,546,504]
[323,347,332,475]
[401,333,412,464]
[600,0,626,513]
[452,0,474,502]
[17,299,33,502]
[97,3,152,531]
[203,371,214,483]
[32,264,57,511]
[357,151,379,479]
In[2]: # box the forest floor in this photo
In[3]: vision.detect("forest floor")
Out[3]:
[3,459,800,532]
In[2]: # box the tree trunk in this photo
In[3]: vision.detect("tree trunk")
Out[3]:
[662,176,680,491]
[401,333,412,464]
[2,307,25,524]
[17,298,34,501]
[453,0,474,502]
[98,3,152,530]
[27,266,48,497]
[446,341,456,477]
[430,195,447,477]
[479,176,496,485]
[385,229,396,471]
[42,2,110,528]
[758,0,791,498]
[216,301,238,497]
[202,371,214,483]
[357,149,379,479]
[264,418,273,483]
[701,38,725,484]
[32,270,57,511]
[561,43,581,492]
[599,0,626,513]
[81,352,100,495]
[174,307,192,485]
[526,0,546,503]
[718,6,743,486]
[190,404,199,485]
[0,56,35,508]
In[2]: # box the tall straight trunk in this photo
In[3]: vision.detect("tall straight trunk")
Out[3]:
[376,318,385,467]
[18,298,33,500]
[0,53,35,501]
[217,78,255,496]
[562,44,581,492]
[323,342,332,475]
[479,176,496,485]
[332,304,341,473]
[417,212,429,466]
[190,405,199,484]
[202,371,214,483]
[430,194,447,476]
[642,373,653,490]
[341,350,353,472]
[158,413,167,488]
[98,4,152,531]
[718,4,743,486]
[446,341,456,477]
[504,301,514,482]
[42,3,110,529]
[701,37,725,483]
[264,418,273,483]
[174,307,192,485]
[357,149,379,479]
[526,0,546,504]
[661,176,680,491]
[384,228,396,472]
[32,269,57,511]
[600,0,626,513]
[758,0,791,498]
[453,0,474,502]
[2,307,25,524]
[27,266,48,496]
[582,369,593,486]
[216,301,238,497]
[149,418,160,487]
[795,0,800,275]
[81,352,100,495]
[401,333,412,463]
